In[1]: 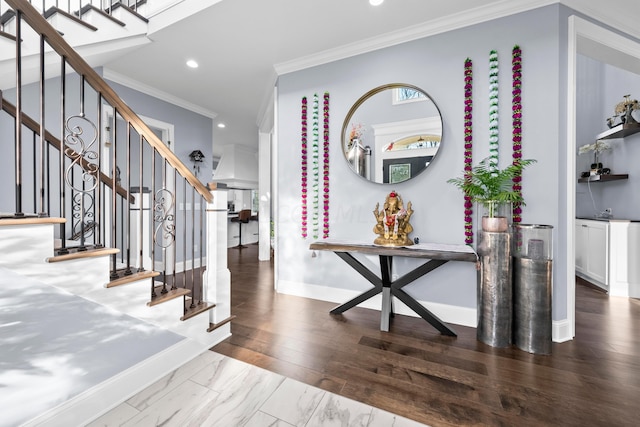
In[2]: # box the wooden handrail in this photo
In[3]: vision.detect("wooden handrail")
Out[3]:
[1,96,134,203]
[5,0,213,203]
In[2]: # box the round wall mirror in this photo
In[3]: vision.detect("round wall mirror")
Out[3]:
[341,83,443,184]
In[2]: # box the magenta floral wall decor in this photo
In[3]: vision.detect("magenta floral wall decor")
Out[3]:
[323,92,330,238]
[460,45,526,242]
[463,58,474,244]
[301,92,330,239]
[512,45,523,223]
[301,96,308,238]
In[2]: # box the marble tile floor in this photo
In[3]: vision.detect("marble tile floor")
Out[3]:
[90,350,429,427]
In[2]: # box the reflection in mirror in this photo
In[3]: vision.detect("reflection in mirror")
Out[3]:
[342,84,442,184]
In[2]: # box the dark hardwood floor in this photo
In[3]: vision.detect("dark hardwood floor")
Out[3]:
[212,245,640,426]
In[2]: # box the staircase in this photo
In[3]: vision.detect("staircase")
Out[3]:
[0,1,232,424]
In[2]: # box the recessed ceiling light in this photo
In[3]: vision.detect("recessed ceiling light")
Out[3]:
[217,123,226,128]
[186,59,198,68]
[369,0,384,5]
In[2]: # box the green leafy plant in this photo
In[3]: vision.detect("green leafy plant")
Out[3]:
[447,157,536,217]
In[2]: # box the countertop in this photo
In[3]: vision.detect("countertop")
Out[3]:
[577,217,640,222]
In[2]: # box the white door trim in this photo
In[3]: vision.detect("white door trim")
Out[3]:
[566,15,640,342]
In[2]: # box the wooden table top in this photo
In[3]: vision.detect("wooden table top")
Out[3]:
[309,239,478,262]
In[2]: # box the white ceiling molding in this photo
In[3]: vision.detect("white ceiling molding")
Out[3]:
[275,0,556,76]
[274,0,640,76]
[102,68,218,119]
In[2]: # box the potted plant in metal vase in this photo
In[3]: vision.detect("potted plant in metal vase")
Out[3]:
[447,157,536,232]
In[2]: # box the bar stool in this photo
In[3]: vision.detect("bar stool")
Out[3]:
[231,209,251,249]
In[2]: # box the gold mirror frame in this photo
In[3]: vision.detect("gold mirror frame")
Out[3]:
[341,83,443,184]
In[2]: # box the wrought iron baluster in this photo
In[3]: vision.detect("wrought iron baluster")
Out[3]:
[32,133,36,211]
[58,58,67,254]
[182,178,187,290]
[137,134,144,271]
[64,113,98,251]
[150,147,156,297]
[38,33,46,216]
[199,193,204,306]
[110,108,118,279]
[124,121,132,275]
[153,157,175,295]
[190,185,195,307]
[15,11,23,216]
[96,95,102,246]
[172,168,177,290]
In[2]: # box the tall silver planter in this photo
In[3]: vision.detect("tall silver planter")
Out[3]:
[477,231,512,347]
[513,258,552,354]
[512,224,553,355]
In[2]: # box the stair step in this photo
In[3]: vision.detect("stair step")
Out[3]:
[147,286,190,307]
[77,4,126,27]
[47,247,119,263]
[106,269,160,288]
[180,300,216,321]
[207,316,237,333]
[43,6,98,32]
[0,216,65,226]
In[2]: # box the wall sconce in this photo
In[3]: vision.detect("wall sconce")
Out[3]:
[189,150,205,176]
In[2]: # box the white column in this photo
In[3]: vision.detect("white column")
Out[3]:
[204,189,232,329]
[129,190,152,271]
[258,131,272,261]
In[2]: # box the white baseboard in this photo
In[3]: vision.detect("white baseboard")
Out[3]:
[22,337,229,427]
[277,279,477,328]
[552,318,573,343]
[278,280,572,343]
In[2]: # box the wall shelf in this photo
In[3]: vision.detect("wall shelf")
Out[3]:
[578,173,628,183]
[596,123,640,140]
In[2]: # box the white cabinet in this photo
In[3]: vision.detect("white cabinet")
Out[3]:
[575,219,640,297]
[575,219,608,290]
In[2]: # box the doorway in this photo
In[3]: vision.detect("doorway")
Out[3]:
[567,16,640,340]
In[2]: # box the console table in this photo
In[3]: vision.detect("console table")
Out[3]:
[309,240,477,336]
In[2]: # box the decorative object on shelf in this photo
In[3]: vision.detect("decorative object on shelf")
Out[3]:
[373,191,413,246]
[606,94,639,128]
[188,149,205,176]
[488,50,499,174]
[463,57,474,244]
[578,140,611,175]
[447,157,536,232]
[322,92,330,239]
[512,45,524,223]
[300,96,308,238]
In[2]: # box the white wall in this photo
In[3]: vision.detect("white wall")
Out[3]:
[275,6,565,322]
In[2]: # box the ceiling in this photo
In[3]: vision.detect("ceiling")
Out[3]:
[102,0,640,157]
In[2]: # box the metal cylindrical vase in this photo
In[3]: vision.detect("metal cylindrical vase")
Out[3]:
[513,257,552,354]
[477,231,512,347]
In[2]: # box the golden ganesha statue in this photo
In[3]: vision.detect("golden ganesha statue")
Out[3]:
[373,191,414,246]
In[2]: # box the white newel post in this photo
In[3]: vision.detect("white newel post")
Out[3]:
[130,189,152,271]
[204,189,233,331]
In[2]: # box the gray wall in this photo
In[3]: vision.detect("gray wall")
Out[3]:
[576,55,640,220]
[276,6,567,319]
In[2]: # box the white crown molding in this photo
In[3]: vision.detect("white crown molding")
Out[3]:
[275,0,640,76]
[275,0,556,75]
[102,67,218,119]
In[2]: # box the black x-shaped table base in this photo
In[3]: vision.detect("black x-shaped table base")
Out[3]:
[329,252,455,336]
